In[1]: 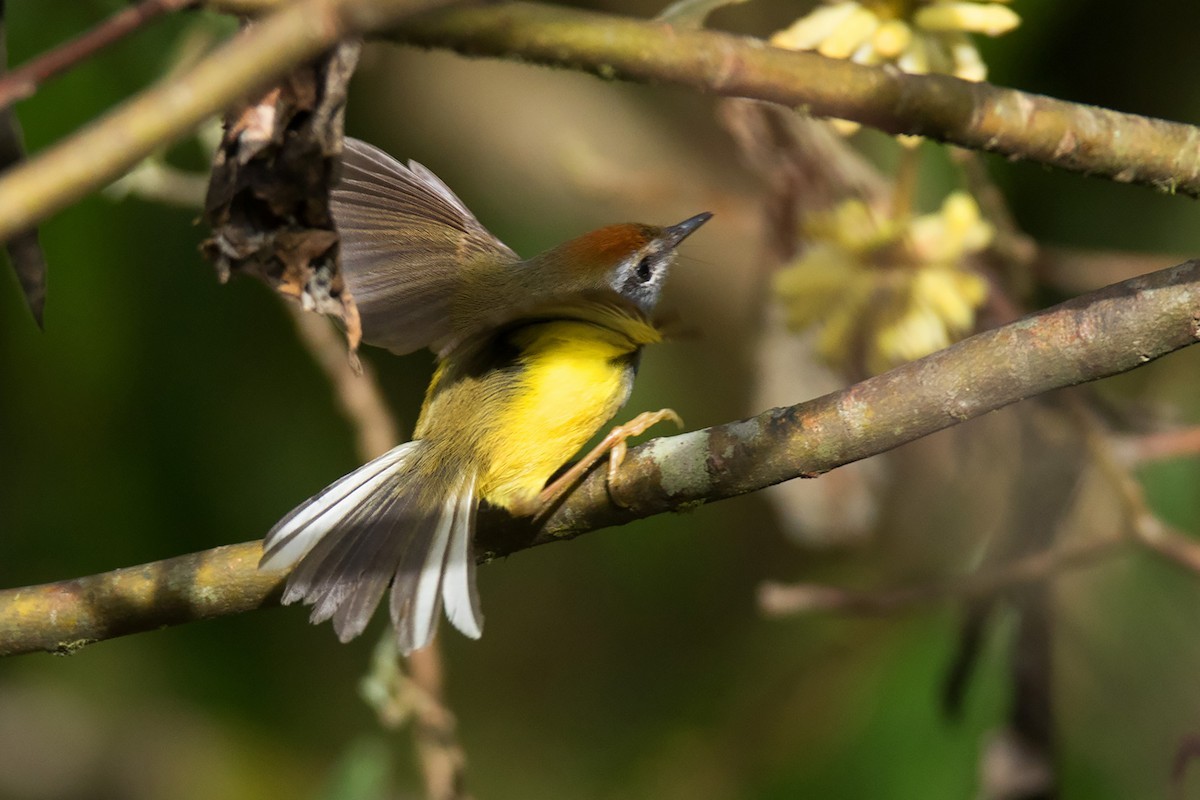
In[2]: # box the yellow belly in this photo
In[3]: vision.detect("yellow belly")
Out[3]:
[478,320,637,509]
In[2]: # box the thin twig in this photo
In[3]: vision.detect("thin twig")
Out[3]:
[287,306,401,458]
[0,0,448,244]
[1136,519,1200,574]
[951,146,1037,294]
[0,6,47,325]
[0,0,195,111]
[287,304,469,800]
[1113,426,1200,467]
[758,535,1121,616]
[889,144,921,221]
[4,258,1200,656]
[105,160,211,208]
[1171,734,1200,800]
[1034,247,1182,295]
[406,646,472,800]
[1068,397,1200,576]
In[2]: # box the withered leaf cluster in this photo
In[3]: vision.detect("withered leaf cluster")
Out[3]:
[203,38,362,351]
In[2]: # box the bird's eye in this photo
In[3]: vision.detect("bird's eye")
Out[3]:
[635,256,653,282]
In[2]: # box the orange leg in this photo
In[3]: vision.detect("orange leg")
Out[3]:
[530,409,683,518]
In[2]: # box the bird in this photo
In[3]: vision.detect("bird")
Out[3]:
[260,137,711,654]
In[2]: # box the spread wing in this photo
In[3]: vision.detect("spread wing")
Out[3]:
[333,138,520,355]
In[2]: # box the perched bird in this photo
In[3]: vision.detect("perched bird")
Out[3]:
[260,138,711,653]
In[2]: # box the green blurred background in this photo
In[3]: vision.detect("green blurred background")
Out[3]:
[3,1,1200,798]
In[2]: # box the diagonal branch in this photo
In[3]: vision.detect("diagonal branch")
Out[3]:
[0,0,195,111]
[757,534,1122,616]
[3,259,1200,657]
[513,260,1200,549]
[0,4,48,325]
[289,306,471,800]
[387,2,1200,196]
[0,0,448,244]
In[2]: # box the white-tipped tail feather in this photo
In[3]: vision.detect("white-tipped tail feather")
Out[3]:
[440,475,482,639]
[261,442,483,653]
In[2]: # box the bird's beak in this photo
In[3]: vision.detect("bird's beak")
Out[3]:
[663,212,713,248]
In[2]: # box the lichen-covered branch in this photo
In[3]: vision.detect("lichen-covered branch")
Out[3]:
[0,543,282,656]
[4,259,1200,657]
[389,2,1200,196]
[513,260,1200,550]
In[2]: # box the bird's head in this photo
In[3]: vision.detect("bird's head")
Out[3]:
[532,212,712,312]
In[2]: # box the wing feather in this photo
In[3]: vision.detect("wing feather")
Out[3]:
[334,138,519,355]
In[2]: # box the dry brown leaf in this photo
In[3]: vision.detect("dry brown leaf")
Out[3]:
[202,38,362,353]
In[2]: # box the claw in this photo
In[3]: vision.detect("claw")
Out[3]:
[530,408,683,518]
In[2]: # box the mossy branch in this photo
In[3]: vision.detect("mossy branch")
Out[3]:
[4,259,1200,657]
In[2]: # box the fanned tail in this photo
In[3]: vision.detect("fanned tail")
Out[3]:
[260,442,483,653]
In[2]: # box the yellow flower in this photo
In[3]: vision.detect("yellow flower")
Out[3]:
[774,191,992,375]
[772,0,1020,83]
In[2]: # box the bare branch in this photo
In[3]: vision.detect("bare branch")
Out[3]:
[1113,426,1200,467]
[0,543,283,655]
[288,306,469,798]
[1136,520,1200,575]
[106,160,211,207]
[0,1,1198,245]
[758,535,1120,616]
[288,307,402,457]
[405,646,472,800]
[1034,247,1183,295]
[514,259,1200,550]
[763,384,1200,621]
[3,259,1200,656]
[0,0,195,111]
[389,2,1200,196]
[1068,398,1200,576]
[0,0,446,244]
[0,7,47,325]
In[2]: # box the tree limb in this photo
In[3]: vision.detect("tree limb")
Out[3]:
[387,2,1200,196]
[514,260,1200,548]
[0,0,446,244]
[0,543,282,656]
[3,259,1200,657]
[0,1,1198,245]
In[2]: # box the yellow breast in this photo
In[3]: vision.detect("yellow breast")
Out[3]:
[477,319,644,510]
